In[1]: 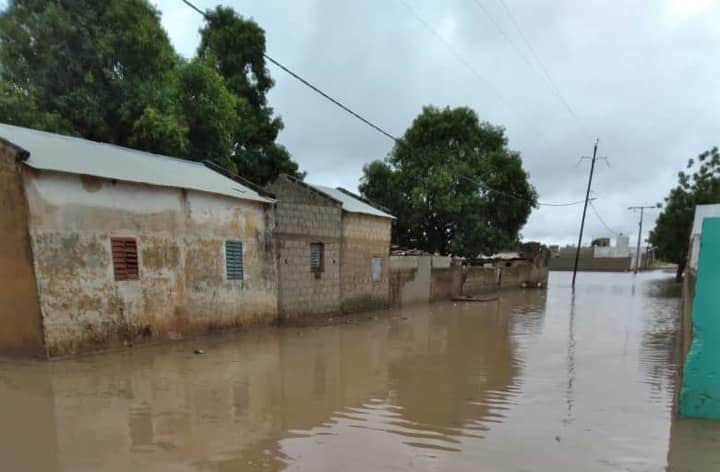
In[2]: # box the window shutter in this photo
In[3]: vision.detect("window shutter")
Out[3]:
[111,238,138,281]
[310,243,324,272]
[225,240,244,281]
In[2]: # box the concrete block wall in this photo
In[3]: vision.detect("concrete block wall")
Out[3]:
[276,239,341,317]
[463,267,500,294]
[267,176,343,318]
[340,214,392,313]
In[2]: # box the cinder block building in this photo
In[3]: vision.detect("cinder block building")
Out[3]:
[267,175,394,318]
[0,123,278,357]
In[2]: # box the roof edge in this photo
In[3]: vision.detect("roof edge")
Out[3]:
[203,160,276,200]
[0,136,30,162]
[279,173,343,205]
[336,187,394,218]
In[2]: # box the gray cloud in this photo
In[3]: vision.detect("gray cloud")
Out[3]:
[153,0,720,246]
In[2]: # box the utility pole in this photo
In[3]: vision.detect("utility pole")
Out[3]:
[572,139,600,288]
[628,205,655,274]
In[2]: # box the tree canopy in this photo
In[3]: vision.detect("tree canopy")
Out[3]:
[650,147,720,281]
[0,0,302,184]
[360,106,537,257]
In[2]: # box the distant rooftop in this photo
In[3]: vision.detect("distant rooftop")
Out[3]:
[0,123,273,204]
[309,183,394,219]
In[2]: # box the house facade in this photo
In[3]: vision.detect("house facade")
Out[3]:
[267,176,393,318]
[0,124,279,357]
[266,175,343,318]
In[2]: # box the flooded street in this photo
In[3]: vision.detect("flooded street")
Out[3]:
[2,271,720,471]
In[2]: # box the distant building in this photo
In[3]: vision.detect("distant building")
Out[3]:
[267,175,394,318]
[0,123,278,357]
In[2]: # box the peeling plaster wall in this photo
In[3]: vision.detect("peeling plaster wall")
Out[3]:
[23,170,278,356]
[0,144,45,357]
[267,176,342,318]
[389,256,432,307]
[340,213,391,313]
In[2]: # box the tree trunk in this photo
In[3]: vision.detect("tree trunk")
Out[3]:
[675,259,686,283]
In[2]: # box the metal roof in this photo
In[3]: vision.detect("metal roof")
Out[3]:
[0,123,273,204]
[309,183,394,219]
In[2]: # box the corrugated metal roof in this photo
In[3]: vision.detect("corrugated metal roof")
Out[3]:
[0,123,273,204]
[309,183,394,219]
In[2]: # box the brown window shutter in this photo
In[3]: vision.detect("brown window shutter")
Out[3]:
[111,238,138,281]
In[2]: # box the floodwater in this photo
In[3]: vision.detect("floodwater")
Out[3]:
[2,271,720,471]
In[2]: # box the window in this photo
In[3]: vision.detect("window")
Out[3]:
[111,237,139,281]
[225,240,244,281]
[310,243,324,273]
[372,257,383,281]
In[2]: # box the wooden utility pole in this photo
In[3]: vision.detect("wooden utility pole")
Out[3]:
[572,139,599,288]
[628,205,655,274]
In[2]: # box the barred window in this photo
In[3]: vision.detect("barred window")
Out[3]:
[225,240,244,281]
[111,238,139,281]
[310,242,324,273]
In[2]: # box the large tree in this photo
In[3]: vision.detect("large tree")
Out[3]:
[650,147,720,281]
[360,106,537,257]
[0,0,302,184]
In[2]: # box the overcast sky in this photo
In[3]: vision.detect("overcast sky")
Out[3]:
[154,0,719,246]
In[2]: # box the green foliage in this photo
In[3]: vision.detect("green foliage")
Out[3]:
[197,7,302,184]
[0,0,302,185]
[650,147,720,280]
[360,106,537,257]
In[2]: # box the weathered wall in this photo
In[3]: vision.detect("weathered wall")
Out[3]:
[24,170,278,356]
[389,255,432,306]
[463,266,500,294]
[340,213,391,313]
[430,258,463,302]
[549,256,631,272]
[0,143,45,357]
[267,176,341,318]
[679,217,720,418]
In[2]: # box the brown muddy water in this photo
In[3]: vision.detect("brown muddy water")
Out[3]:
[2,271,720,471]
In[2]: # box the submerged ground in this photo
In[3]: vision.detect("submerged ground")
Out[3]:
[1,271,719,471]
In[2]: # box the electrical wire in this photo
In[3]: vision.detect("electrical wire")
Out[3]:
[396,0,509,109]
[458,174,591,207]
[179,0,592,209]
[589,200,620,236]
[493,0,587,135]
[468,0,537,73]
[181,0,398,142]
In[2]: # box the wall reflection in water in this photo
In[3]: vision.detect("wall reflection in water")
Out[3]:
[0,292,545,472]
[3,272,710,472]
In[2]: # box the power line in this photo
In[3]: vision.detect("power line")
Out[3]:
[180,0,399,142]
[396,0,511,109]
[179,0,592,209]
[493,0,587,135]
[589,200,619,236]
[468,0,537,75]
[457,174,591,207]
[262,55,399,141]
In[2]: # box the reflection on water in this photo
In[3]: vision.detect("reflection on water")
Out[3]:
[0,271,713,471]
